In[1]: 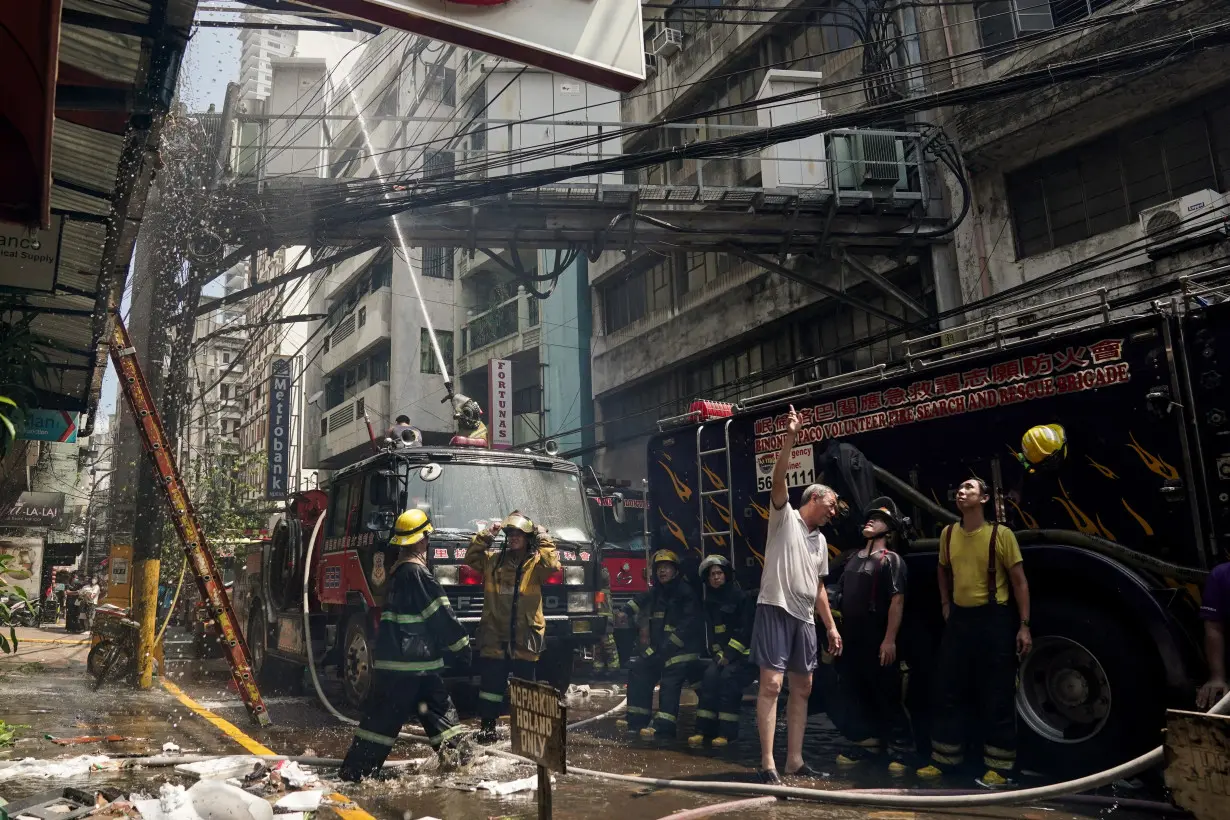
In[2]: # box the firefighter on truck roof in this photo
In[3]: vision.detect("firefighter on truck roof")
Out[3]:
[466,510,561,744]
[340,509,472,782]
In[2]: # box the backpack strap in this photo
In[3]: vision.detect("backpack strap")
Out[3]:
[987,522,1001,604]
[940,525,954,601]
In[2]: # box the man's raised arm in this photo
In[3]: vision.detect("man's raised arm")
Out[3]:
[771,405,802,510]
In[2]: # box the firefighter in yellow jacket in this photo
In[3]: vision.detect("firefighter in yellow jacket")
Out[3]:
[465,510,561,743]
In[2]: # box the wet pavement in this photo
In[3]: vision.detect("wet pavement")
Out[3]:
[1,626,1173,820]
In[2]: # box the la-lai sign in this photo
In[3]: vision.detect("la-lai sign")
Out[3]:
[509,678,566,772]
[299,0,644,91]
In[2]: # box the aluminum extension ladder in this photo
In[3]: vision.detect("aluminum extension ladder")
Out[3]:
[696,418,736,564]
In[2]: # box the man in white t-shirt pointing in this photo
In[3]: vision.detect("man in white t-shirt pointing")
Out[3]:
[750,405,842,784]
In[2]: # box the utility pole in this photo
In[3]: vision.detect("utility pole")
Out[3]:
[129,84,241,689]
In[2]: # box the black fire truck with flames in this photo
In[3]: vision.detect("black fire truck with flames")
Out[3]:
[234,410,610,709]
[646,274,1227,775]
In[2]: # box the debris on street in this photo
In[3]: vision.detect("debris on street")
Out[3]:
[0,756,112,783]
[45,735,130,746]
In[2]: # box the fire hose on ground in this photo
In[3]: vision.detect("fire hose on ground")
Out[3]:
[298,511,1228,811]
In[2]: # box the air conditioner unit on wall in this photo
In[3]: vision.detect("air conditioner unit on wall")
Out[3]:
[652,28,683,57]
[1139,189,1229,258]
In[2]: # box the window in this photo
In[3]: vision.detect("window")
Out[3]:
[320,417,329,437]
[358,306,367,328]
[975,0,1116,49]
[1007,102,1222,257]
[422,246,454,280]
[602,270,647,333]
[222,352,231,364]
[356,397,366,419]
[423,67,456,106]
[327,478,360,537]
[370,257,392,290]
[423,150,455,182]
[421,329,454,374]
[370,347,391,383]
[220,384,231,400]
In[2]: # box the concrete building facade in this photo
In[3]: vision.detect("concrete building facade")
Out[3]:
[590,0,1230,484]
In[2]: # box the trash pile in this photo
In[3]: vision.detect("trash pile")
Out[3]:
[0,756,332,820]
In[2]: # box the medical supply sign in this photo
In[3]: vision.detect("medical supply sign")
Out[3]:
[266,357,293,499]
[752,338,1131,460]
[509,678,567,772]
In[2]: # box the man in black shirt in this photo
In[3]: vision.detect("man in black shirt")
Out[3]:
[835,497,913,773]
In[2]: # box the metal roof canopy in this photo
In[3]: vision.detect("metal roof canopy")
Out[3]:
[0,0,196,434]
[297,0,645,91]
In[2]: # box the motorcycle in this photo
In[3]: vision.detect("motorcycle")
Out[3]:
[40,596,61,625]
[0,595,39,628]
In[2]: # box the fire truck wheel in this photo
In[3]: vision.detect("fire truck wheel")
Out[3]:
[1016,598,1161,775]
[341,615,374,709]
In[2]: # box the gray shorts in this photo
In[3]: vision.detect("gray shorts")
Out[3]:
[750,604,818,674]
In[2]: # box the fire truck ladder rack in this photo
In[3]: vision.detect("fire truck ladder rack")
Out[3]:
[697,419,736,565]
[110,314,271,727]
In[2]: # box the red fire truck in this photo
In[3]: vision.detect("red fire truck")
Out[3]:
[588,483,650,666]
[233,436,610,708]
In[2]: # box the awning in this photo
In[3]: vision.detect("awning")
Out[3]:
[0,0,197,434]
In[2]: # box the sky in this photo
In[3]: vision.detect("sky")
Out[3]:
[97,24,241,425]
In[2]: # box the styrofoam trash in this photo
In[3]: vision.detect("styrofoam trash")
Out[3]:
[175,756,264,782]
[0,756,112,782]
[274,790,323,812]
[475,774,553,796]
[135,780,273,820]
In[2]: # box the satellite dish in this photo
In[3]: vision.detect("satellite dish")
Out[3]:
[307,390,324,406]
[419,463,443,482]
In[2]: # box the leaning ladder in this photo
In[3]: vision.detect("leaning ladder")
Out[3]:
[111,314,270,726]
[696,418,735,564]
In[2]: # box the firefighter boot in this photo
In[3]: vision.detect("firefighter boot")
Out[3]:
[476,719,499,745]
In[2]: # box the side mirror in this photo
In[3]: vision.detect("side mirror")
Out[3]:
[419,463,442,482]
[610,492,626,524]
[366,510,395,532]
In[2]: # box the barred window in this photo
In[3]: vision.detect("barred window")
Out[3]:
[422,246,454,280]
[421,329,454,375]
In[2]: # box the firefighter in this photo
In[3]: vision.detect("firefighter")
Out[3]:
[688,555,755,748]
[617,549,705,740]
[834,497,913,773]
[591,565,621,676]
[1017,423,1067,473]
[340,509,472,782]
[917,478,1032,789]
[466,510,561,744]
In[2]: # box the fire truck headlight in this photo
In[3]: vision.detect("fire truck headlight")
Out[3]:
[563,566,585,586]
[567,592,594,613]
[434,566,459,585]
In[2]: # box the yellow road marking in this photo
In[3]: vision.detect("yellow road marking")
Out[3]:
[161,678,276,755]
[160,680,376,820]
[15,638,90,645]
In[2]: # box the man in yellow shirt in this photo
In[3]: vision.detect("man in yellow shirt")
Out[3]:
[918,478,1032,789]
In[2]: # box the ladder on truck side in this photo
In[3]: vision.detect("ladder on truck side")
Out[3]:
[694,401,736,564]
[110,314,270,727]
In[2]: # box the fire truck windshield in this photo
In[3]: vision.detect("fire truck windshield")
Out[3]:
[402,462,593,543]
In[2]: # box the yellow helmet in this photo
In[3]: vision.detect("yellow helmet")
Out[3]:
[652,549,680,567]
[502,511,535,534]
[1020,424,1067,471]
[390,509,433,546]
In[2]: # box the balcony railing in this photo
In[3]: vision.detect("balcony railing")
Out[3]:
[458,292,542,374]
[463,297,519,354]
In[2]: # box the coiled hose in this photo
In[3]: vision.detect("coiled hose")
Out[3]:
[298,510,1225,810]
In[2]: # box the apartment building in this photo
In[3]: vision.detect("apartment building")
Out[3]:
[590,0,1230,481]
[237,12,298,102]
[592,0,936,480]
[243,31,623,471]
[181,265,249,482]
[913,0,1230,314]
